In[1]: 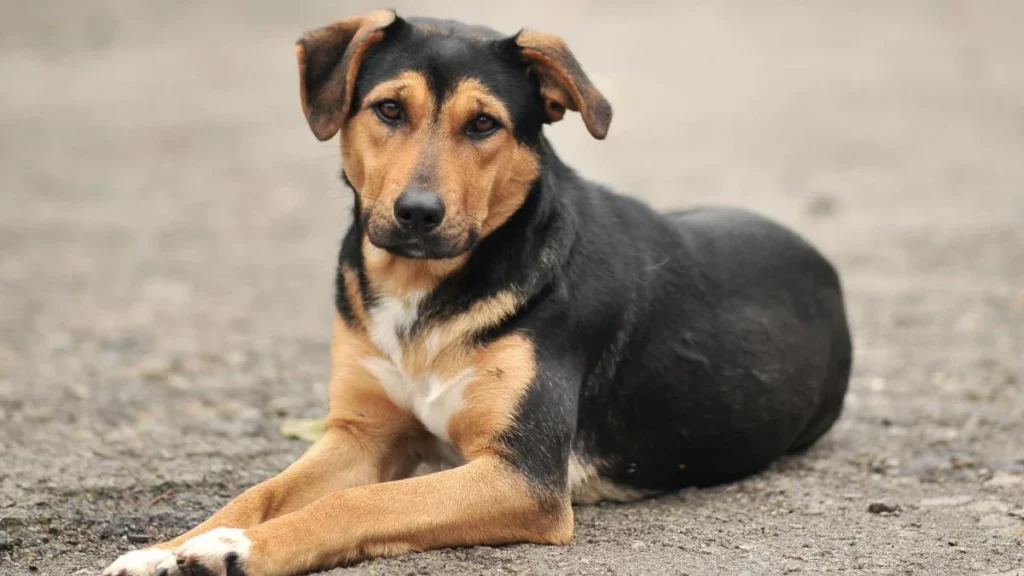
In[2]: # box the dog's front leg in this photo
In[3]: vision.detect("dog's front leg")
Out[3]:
[174,456,573,576]
[103,313,422,576]
[101,419,419,576]
[171,332,576,576]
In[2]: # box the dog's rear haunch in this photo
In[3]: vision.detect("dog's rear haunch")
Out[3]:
[104,10,850,576]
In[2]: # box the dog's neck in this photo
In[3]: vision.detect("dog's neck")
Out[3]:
[338,140,578,324]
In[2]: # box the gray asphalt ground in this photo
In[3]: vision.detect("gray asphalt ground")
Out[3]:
[1,1,1023,574]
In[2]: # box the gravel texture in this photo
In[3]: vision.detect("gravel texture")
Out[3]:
[1,1,1022,574]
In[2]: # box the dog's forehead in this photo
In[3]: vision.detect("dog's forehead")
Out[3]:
[405,17,505,41]
[379,17,509,72]
[354,18,538,122]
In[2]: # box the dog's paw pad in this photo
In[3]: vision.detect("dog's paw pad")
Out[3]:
[102,547,179,576]
[173,528,251,576]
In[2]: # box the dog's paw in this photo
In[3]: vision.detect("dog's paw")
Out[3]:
[102,547,180,576]
[173,527,251,576]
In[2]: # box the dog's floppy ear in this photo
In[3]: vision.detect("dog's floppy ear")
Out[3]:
[515,30,612,140]
[295,9,398,141]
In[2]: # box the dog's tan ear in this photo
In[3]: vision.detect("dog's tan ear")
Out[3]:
[295,9,398,141]
[515,30,612,140]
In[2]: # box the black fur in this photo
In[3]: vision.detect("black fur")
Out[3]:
[336,18,852,495]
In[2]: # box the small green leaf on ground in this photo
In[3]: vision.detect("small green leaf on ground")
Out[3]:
[279,417,326,442]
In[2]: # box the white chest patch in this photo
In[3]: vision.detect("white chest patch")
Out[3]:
[367,292,426,363]
[363,292,474,442]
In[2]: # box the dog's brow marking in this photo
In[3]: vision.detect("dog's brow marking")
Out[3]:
[364,77,414,105]
[442,78,513,129]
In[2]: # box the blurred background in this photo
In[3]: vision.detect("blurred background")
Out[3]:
[1,1,1022,574]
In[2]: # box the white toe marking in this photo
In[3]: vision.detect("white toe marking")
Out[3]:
[103,547,176,576]
[175,527,251,576]
[156,553,179,574]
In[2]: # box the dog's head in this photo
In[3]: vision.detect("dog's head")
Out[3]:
[295,10,611,260]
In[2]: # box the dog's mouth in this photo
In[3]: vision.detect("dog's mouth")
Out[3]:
[366,226,477,260]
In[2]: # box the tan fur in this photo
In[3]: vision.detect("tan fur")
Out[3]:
[448,333,535,458]
[144,313,426,553]
[326,311,420,442]
[516,30,613,139]
[363,237,470,296]
[341,73,540,295]
[400,290,523,380]
[437,79,541,237]
[243,457,573,575]
[340,265,371,330]
[341,71,434,214]
[297,9,397,140]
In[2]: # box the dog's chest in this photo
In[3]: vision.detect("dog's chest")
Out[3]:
[360,292,473,441]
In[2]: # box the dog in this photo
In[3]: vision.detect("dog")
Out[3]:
[103,10,851,576]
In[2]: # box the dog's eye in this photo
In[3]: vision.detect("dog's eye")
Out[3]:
[374,100,404,124]
[466,114,499,138]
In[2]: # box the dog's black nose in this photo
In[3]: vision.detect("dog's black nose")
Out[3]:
[394,189,445,233]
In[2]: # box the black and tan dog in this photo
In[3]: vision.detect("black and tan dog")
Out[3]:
[104,10,851,576]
